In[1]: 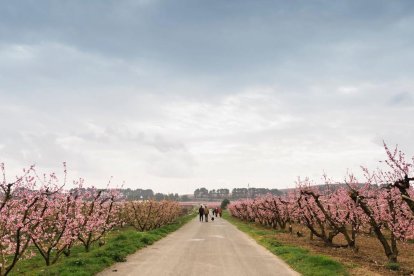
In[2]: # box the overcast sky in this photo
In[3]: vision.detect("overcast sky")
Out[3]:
[1,0,413,194]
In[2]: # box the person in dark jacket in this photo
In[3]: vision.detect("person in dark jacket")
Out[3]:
[204,205,209,222]
[198,205,205,222]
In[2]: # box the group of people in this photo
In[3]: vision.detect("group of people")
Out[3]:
[198,205,222,222]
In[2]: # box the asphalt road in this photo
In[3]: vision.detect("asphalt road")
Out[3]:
[99,215,299,276]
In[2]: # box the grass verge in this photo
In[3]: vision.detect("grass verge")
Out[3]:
[223,212,348,276]
[11,212,196,276]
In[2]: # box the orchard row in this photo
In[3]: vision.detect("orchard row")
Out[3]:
[229,143,414,264]
[0,165,181,276]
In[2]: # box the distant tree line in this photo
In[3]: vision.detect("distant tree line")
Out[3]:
[193,187,282,200]
[78,185,361,202]
[118,188,191,202]
[78,187,283,202]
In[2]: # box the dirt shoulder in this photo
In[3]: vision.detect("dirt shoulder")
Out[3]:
[274,224,414,276]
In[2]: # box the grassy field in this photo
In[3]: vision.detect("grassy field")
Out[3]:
[10,212,196,276]
[223,212,348,276]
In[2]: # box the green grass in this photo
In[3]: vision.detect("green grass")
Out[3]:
[385,262,400,271]
[223,212,348,276]
[11,213,196,276]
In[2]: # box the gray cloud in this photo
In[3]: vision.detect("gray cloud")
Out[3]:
[1,1,414,193]
[389,91,414,106]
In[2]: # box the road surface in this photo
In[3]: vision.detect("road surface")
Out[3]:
[99,215,299,276]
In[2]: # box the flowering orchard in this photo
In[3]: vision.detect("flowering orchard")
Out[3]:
[121,200,181,231]
[0,164,183,276]
[229,143,414,263]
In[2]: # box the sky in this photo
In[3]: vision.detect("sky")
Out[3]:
[0,0,413,194]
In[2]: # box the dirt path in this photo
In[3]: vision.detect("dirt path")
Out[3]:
[99,216,299,276]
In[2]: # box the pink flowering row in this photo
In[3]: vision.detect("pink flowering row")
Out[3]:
[229,143,414,263]
[121,200,181,231]
[0,164,120,275]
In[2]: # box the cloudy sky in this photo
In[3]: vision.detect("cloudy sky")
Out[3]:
[1,0,413,194]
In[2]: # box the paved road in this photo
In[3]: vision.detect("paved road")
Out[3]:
[99,215,299,276]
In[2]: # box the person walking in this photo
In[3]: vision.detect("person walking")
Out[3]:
[218,207,222,217]
[204,205,209,222]
[198,205,205,222]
